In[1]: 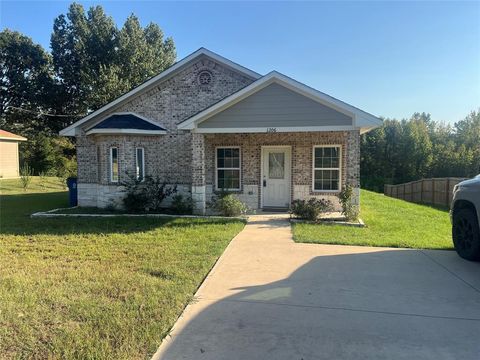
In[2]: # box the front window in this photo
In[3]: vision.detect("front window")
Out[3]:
[216,147,241,190]
[313,146,341,191]
[110,147,119,182]
[135,147,144,181]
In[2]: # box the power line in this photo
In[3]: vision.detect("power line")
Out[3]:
[5,106,84,118]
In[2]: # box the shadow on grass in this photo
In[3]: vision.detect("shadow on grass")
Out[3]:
[0,192,241,236]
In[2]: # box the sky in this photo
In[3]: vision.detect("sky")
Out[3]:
[1,1,479,123]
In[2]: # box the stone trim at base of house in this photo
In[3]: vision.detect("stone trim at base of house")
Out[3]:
[192,185,207,214]
[77,182,356,215]
[77,183,192,209]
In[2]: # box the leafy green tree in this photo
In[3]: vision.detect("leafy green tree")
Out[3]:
[117,15,175,90]
[455,110,480,175]
[20,134,76,176]
[402,114,433,181]
[0,29,54,135]
[51,3,117,122]
[361,110,480,192]
[51,3,176,121]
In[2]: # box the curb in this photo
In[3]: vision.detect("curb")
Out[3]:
[290,217,366,227]
[31,207,247,221]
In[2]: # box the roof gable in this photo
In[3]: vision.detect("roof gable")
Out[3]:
[85,113,167,135]
[197,83,353,130]
[179,71,382,133]
[60,48,261,136]
[0,129,27,141]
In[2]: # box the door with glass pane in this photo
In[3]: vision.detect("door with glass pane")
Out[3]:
[262,147,291,208]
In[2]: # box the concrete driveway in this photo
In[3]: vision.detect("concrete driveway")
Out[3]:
[154,215,480,360]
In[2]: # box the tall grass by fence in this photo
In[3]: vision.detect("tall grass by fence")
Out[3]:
[384,178,467,207]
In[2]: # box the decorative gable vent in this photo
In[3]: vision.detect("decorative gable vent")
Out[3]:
[197,70,213,87]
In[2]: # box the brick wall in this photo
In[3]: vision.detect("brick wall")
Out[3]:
[74,56,362,211]
[76,56,254,205]
[203,131,360,211]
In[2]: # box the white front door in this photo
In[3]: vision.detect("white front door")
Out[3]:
[262,147,291,208]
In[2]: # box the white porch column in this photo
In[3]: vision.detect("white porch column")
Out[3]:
[191,133,206,214]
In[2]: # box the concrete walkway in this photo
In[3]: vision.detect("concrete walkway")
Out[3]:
[153,215,480,360]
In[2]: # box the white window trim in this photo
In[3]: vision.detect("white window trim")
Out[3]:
[110,147,119,183]
[135,147,145,181]
[215,146,241,191]
[312,145,342,193]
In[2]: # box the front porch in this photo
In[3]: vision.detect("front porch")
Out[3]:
[190,131,360,215]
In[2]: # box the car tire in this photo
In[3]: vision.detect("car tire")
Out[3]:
[452,208,480,261]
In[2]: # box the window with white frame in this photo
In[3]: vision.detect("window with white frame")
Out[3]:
[313,146,341,191]
[216,147,241,190]
[110,147,119,182]
[135,147,145,181]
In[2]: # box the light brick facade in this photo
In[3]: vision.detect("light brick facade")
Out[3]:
[202,131,360,212]
[73,55,362,213]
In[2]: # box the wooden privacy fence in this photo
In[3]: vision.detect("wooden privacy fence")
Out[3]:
[384,177,467,207]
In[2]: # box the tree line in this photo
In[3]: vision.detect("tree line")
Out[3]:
[361,111,480,192]
[0,2,175,176]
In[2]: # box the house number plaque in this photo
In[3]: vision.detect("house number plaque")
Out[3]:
[266,128,277,133]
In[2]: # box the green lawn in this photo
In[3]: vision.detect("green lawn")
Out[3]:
[0,177,244,359]
[293,189,452,249]
[0,176,67,195]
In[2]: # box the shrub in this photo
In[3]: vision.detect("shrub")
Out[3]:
[170,194,194,215]
[208,192,248,217]
[123,190,149,213]
[290,198,334,221]
[19,163,33,191]
[338,183,359,221]
[105,202,118,213]
[121,174,177,213]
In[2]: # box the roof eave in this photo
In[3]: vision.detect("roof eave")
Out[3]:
[0,136,27,141]
[85,128,167,136]
[59,48,261,137]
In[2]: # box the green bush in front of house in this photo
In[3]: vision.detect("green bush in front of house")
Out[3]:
[170,194,194,215]
[208,192,248,217]
[290,198,334,221]
[122,174,177,213]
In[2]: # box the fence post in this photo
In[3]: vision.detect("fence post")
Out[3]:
[432,179,435,205]
[446,178,450,207]
[420,179,424,204]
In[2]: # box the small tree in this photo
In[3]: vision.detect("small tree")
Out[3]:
[338,183,359,221]
[19,164,33,191]
[38,171,47,189]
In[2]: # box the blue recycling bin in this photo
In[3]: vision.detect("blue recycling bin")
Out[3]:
[66,177,78,207]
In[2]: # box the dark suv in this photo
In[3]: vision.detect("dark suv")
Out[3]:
[451,175,480,260]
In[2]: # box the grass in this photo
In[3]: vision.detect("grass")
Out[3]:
[293,189,452,250]
[0,177,244,359]
[0,176,66,195]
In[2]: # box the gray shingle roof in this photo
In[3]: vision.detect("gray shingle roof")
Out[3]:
[92,114,166,131]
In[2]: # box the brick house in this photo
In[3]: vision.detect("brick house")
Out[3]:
[60,48,382,214]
